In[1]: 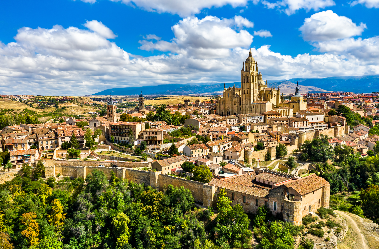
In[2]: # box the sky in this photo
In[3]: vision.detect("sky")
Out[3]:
[0,0,378,95]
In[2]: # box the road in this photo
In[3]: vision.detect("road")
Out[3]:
[336,210,369,249]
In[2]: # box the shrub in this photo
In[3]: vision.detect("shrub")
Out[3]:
[325,237,330,241]
[308,228,324,238]
[309,221,324,229]
[302,214,318,225]
[351,205,364,217]
[317,207,335,219]
[326,219,341,229]
[299,238,314,249]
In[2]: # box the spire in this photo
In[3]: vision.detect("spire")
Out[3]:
[249,48,252,57]
[224,83,226,89]
[294,81,300,96]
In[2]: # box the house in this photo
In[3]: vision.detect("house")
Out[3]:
[183,144,210,157]
[152,155,189,174]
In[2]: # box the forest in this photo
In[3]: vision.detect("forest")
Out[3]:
[0,161,314,249]
[299,135,379,223]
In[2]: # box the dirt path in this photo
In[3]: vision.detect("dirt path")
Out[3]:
[336,210,368,249]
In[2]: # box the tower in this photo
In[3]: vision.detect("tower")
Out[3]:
[138,91,144,111]
[107,95,117,122]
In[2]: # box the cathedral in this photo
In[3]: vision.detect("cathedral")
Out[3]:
[216,51,306,117]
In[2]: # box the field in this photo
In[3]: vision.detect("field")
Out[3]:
[144,95,212,106]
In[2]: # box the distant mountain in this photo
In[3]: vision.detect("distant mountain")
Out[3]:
[92,75,379,96]
[272,75,379,93]
[93,82,241,96]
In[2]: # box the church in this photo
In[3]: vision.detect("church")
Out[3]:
[216,51,306,117]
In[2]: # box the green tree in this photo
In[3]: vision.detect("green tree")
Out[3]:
[276,144,287,159]
[181,161,195,172]
[69,132,80,149]
[112,212,131,248]
[168,144,179,156]
[255,142,265,151]
[299,135,334,162]
[213,189,252,248]
[286,156,297,170]
[76,121,88,129]
[334,145,354,163]
[328,109,337,116]
[192,165,213,183]
[84,129,96,149]
[360,184,379,223]
[33,160,45,179]
[265,151,271,161]
[67,148,80,159]
[61,141,71,150]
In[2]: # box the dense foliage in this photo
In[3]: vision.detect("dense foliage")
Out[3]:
[299,135,334,162]
[336,105,372,127]
[276,144,287,159]
[0,109,40,130]
[0,169,255,249]
[146,105,189,126]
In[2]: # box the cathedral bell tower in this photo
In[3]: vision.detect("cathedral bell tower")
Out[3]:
[241,49,259,113]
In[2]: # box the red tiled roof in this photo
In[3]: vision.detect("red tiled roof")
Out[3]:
[283,174,328,195]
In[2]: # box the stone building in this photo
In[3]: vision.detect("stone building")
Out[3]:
[107,96,118,123]
[209,170,330,225]
[217,50,281,116]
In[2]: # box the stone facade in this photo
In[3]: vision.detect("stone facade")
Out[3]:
[217,51,285,116]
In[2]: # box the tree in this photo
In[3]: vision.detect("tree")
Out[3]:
[219,162,227,167]
[213,189,252,248]
[334,145,354,163]
[299,135,334,162]
[328,109,337,116]
[112,212,131,248]
[134,147,142,155]
[84,129,96,149]
[276,144,287,159]
[21,212,40,248]
[255,142,265,151]
[67,148,80,159]
[265,151,271,161]
[61,141,71,150]
[286,156,297,170]
[181,161,196,172]
[168,144,179,156]
[48,199,65,232]
[76,121,88,129]
[192,165,213,183]
[33,160,45,179]
[5,161,12,172]
[110,135,115,143]
[69,132,80,149]
[360,184,379,223]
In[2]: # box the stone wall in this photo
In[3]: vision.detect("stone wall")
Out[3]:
[47,159,149,168]
[157,174,205,202]
[0,170,19,183]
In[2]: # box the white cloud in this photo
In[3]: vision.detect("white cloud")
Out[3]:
[1,18,379,95]
[84,20,116,39]
[254,30,272,37]
[350,0,379,8]
[111,0,248,16]
[144,34,161,40]
[139,16,254,56]
[262,0,335,15]
[315,36,379,60]
[300,10,366,41]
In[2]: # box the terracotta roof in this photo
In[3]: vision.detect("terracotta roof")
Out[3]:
[155,155,188,167]
[10,149,38,156]
[223,164,241,174]
[209,173,270,197]
[283,174,328,195]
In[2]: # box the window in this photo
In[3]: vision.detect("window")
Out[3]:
[265,201,268,207]
[232,193,235,200]
[273,202,277,211]
[243,196,246,203]
[309,205,311,212]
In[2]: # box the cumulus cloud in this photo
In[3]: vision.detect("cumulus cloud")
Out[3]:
[254,30,272,37]
[300,10,366,41]
[1,18,379,95]
[84,20,116,39]
[350,0,379,8]
[80,0,96,3]
[139,16,254,57]
[111,0,248,16]
[262,0,335,15]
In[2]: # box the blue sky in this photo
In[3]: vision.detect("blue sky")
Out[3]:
[0,0,378,95]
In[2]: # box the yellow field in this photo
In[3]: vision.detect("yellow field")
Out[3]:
[0,99,41,112]
[144,96,211,106]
